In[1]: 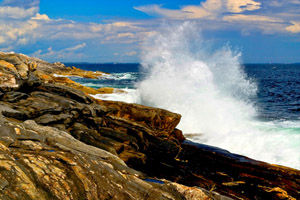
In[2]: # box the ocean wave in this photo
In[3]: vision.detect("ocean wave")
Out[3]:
[136,21,300,169]
[99,72,138,81]
[91,88,139,103]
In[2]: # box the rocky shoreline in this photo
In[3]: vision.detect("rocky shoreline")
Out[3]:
[0,52,299,200]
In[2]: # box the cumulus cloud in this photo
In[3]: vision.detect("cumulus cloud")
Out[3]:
[134,0,263,19]
[226,0,261,13]
[1,0,299,62]
[31,13,50,21]
[0,0,40,9]
[135,0,300,35]
[285,21,300,33]
[31,45,86,61]
[0,6,38,19]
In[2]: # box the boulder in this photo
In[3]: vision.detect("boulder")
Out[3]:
[100,100,183,138]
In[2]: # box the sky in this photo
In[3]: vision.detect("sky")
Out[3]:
[0,0,299,63]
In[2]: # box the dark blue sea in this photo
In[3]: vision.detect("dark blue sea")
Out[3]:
[65,63,300,121]
[64,62,300,169]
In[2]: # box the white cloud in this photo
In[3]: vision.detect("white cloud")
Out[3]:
[181,6,212,19]
[65,43,86,51]
[31,13,50,21]
[0,0,40,9]
[134,0,300,35]
[285,21,300,33]
[289,0,300,5]
[31,46,86,61]
[0,6,38,19]
[134,5,184,18]
[134,0,263,19]
[124,51,137,56]
[202,0,222,11]
[0,36,5,44]
[226,0,261,13]
[0,46,14,52]
[134,1,223,19]
[223,14,281,23]
[0,0,299,62]
[0,18,40,45]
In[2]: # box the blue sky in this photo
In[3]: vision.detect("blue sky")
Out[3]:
[0,0,299,63]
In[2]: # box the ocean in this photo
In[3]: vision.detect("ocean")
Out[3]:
[63,22,300,170]
[64,62,300,170]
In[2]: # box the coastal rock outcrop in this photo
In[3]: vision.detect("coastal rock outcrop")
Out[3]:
[0,52,213,200]
[0,117,207,200]
[0,52,299,200]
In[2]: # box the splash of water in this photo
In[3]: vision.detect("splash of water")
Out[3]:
[136,22,300,169]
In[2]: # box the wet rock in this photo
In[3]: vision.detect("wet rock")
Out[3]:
[148,140,300,200]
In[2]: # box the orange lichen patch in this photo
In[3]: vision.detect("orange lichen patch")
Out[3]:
[41,74,52,80]
[96,87,114,94]
[259,186,296,200]
[36,70,120,96]
[15,128,21,135]
[34,73,53,83]
[52,67,105,79]
[73,85,99,95]
[222,181,245,186]
[0,60,17,73]
[52,77,77,84]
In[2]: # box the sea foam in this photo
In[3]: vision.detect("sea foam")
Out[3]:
[136,22,300,169]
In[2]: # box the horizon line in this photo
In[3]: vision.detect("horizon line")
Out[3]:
[63,62,300,65]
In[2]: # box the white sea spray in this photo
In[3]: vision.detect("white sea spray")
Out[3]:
[135,21,300,169]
